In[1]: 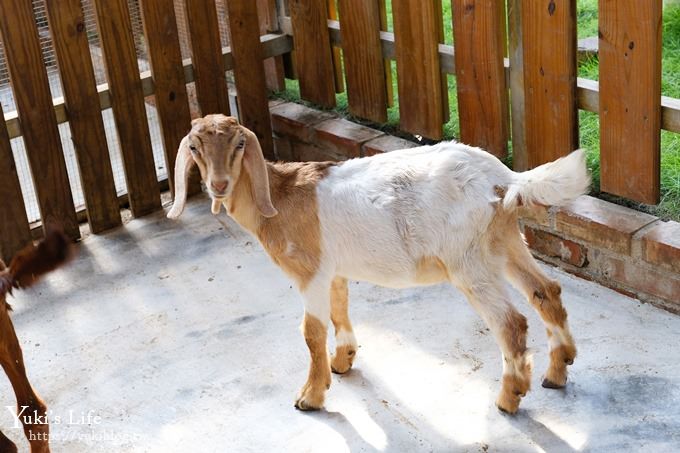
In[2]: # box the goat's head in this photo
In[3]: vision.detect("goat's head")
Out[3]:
[167,114,278,219]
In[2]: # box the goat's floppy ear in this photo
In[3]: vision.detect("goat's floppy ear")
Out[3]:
[241,127,278,218]
[167,135,195,219]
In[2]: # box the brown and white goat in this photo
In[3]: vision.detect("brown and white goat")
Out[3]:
[0,229,73,453]
[168,114,590,414]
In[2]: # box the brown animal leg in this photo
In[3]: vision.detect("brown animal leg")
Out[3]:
[329,277,357,374]
[295,312,332,411]
[0,429,17,453]
[0,308,50,453]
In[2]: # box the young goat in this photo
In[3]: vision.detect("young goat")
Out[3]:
[168,115,590,414]
[0,229,73,453]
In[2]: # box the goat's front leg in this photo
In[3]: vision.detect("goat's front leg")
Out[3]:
[330,277,357,374]
[295,279,332,411]
[0,309,50,453]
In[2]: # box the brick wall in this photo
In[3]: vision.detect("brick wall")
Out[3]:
[269,100,680,314]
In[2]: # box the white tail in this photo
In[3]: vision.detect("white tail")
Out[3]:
[503,149,591,210]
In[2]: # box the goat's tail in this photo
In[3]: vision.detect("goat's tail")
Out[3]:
[503,149,591,210]
[0,228,74,297]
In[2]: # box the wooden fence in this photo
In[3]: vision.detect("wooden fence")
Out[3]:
[1,0,679,262]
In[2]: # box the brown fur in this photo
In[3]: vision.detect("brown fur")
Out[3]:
[329,277,356,374]
[415,256,449,285]
[497,370,532,414]
[295,314,331,410]
[229,161,336,291]
[543,343,577,388]
[0,229,72,453]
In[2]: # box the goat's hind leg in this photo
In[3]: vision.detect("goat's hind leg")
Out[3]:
[329,277,357,374]
[457,275,532,414]
[505,240,576,389]
[0,429,17,453]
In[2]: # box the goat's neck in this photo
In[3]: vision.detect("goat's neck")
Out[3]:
[226,162,282,236]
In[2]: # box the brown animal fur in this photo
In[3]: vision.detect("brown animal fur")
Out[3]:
[295,314,331,411]
[329,277,356,374]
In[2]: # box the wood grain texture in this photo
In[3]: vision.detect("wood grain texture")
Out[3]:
[392,0,444,140]
[0,103,31,262]
[0,0,80,240]
[184,0,231,115]
[452,0,509,158]
[599,0,662,204]
[522,0,578,167]
[93,0,161,217]
[226,0,275,160]
[140,0,195,196]
[337,0,387,123]
[256,0,286,91]
[508,0,528,170]
[46,0,121,233]
[327,0,345,93]
[289,0,336,108]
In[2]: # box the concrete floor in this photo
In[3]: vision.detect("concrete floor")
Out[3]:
[1,194,679,453]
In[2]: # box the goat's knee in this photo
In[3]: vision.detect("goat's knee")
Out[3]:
[295,313,331,411]
[496,310,532,414]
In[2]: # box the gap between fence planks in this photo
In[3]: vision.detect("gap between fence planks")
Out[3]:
[257,0,286,91]
[392,0,445,140]
[45,0,122,233]
[507,0,528,170]
[452,0,509,158]
[288,0,336,108]
[327,0,345,94]
[226,0,275,160]
[599,1,662,204]
[337,0,388,123]
[184,0,232,116]
[0,102,31,262]
[0,0,80,240]
[140,0,197,197]
[93,0,161,217]
[522,0,579,167]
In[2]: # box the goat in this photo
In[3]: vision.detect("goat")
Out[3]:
[167,114,590,414]
[0,229,73,453]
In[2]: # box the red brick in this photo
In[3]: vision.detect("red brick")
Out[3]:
[362,135,417,156]
[589,250,680,306]
[524,226,588,267]
[268,99,287,109]
[641,221,680,273]
[270,102,334,142]
[273,135,294,161]
[313,118,384,158]
[292,142,345,162]
[556,196,657,255]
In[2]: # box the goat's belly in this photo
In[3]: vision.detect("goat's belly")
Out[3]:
[337,256,450,289]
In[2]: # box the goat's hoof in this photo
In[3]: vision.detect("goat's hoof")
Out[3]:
[294,383,326,411]
[541,377,566,389]
[294,395,323,411]
[331,346,356,374]
[496,395,520,415]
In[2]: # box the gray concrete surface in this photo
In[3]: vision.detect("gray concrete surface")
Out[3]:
[1,194,679,452]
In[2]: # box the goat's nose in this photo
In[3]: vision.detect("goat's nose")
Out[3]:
[211,180,228,193]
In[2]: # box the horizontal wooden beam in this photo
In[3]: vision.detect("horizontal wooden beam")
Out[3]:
[4,33,293,139]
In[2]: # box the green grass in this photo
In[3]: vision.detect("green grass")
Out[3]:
[275,1,680,220]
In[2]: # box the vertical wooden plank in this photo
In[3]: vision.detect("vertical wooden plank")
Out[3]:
[378,0,394,108]
[392,0,444,140]
[289,0,336,108]
[508,0,528,170]
[599,1,662,204]
[0,105,31,261]
[0,0,80,240]
[226,0,275,160]
[257,0,286,91]
[522,0,578,167]
[45,0,122,234]
[337,0,387,123]
[184,0,232,115]
[452,0,509,157]
[93,0,161,217]
[327,0,345,93]
[140,0,195,196]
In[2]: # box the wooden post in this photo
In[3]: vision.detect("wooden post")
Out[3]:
[0,0,80,239]
[522,0,578,167]
[46,0,122,233]
[93,0,162,217]
[392,0,444,140]
[452,0,509,157]
[599,1,662,204]
[289,0,337,108]
[226,0,276,160]
[337,0,388,123]
[184,0,232,115]
[508,0,528,170]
